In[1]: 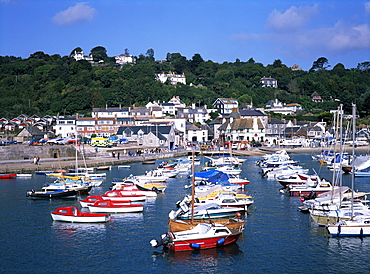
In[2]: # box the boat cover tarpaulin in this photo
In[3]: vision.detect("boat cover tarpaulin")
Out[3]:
[194,170,229,183]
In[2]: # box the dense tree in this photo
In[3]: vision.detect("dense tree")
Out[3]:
[70,47,83,56]
[90,46,108,62]
[310,57,330,71]
[0,50,369,122]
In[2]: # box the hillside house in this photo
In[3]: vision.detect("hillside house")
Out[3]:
[213,98,238,115]
[261,76,278,88]
[156,73,186,85]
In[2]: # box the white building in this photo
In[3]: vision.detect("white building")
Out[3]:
[156,73,186,85]
[53,116,76,138]
[186,123,208,143]
[212,98,238,115]
[261,76,278,88]
[115,53,136,65]
[71,51,93,63]
[265,99,302,115]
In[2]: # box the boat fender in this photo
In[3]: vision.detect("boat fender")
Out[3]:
[217,238,226,245]
[190,243,201,249]
[337,224,341,236]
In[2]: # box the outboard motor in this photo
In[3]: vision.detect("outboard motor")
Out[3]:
[150,233,172,248]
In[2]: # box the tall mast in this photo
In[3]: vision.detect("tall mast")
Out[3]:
[191,151,195,224]
[350,104,356,219]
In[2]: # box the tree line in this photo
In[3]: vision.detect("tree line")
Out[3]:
[0,47,369,122]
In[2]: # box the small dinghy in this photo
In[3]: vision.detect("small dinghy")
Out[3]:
[51,206,111,223]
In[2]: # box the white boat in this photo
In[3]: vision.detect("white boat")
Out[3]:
[169,202,245,220]
[134,170,169,183]
[310,199,370,226]
[327,216,370,236]
[206,155,241,167]
[263,165,308,179]
[16,174,32,177]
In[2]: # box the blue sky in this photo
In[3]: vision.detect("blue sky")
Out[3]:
[1,0,369,70]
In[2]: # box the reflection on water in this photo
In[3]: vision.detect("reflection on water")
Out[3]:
[52,221,109,231]
[152,243,243,272]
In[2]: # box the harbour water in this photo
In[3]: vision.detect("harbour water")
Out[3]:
[1,153,370,273]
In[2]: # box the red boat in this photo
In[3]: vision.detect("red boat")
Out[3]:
[51,206,111,223]
[88,200,143,213]
[150,223,243,252]
[0,173,16,179]
[79,195,131,207]
[102,190,146,201]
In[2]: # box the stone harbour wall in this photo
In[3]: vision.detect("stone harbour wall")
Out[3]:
[0,145,76,160]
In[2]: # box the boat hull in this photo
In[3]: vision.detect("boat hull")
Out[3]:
[88,204,143,213]
[168,233,241,252]
[51,213,111,223]
[0,173,16,179]
[26,189,78,198]
[327,224,370,237]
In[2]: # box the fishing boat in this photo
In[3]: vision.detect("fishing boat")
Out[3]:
[79,195,131,207]
[0,173,16,179]
[88,200,143,213]
[51,206,111,223]
[26,189,78,199]
[150,222,242,251]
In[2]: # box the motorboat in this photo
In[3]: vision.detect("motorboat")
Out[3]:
[42,178,92,195]
[180,185,253,211]
[278,173,318,188]
[262,165,308,179]
[204,165,242,175]
[169,202,245,220]
[150,222,243,251]
[51,206,111,223]
[194,181,240,193]
[110,183,158,197]
[134,170,169,183]
[114,175,167,193]
[26,189,78,199]
[88,200,143,213]
[283,178,338,197]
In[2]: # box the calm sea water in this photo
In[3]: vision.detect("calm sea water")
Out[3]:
[1,153,370,273]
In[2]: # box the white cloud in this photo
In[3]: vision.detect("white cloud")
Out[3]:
[318,22,370,51]
[53,2,96,26]
[365,2,370,14]
[267,5,318,32]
